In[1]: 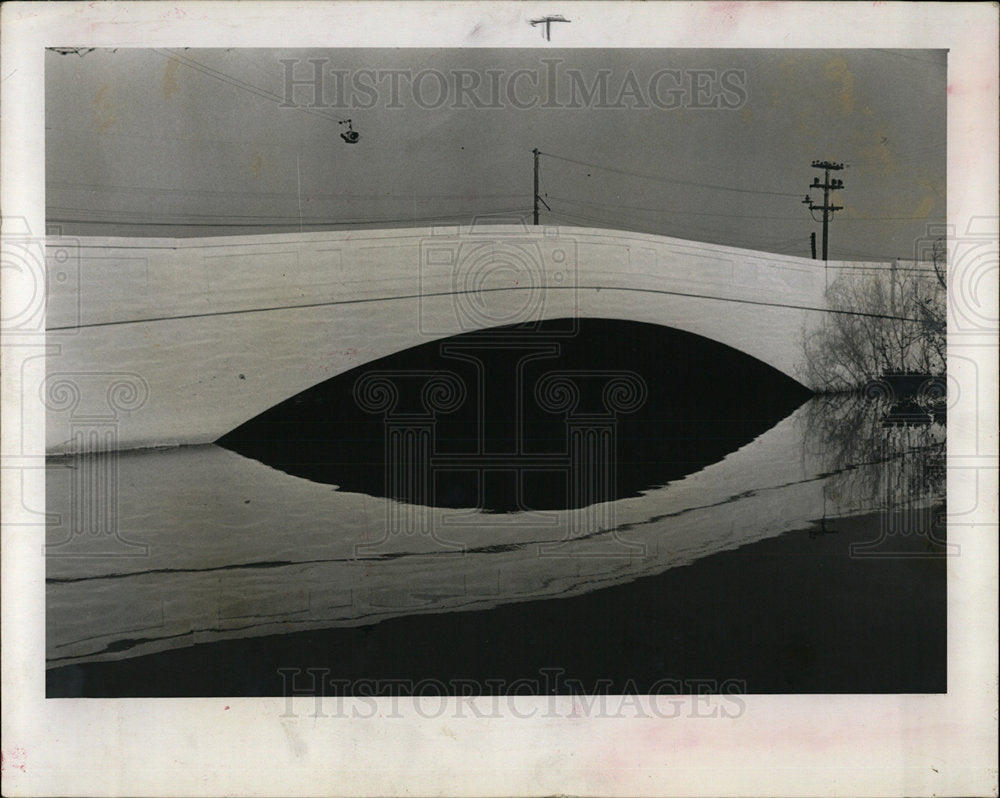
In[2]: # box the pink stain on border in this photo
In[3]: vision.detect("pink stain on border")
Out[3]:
[711,1,742,17]
[1,747,28,774]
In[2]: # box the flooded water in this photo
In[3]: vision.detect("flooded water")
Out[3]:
[46,320,947,696]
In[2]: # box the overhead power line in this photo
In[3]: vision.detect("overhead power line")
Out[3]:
[874,49,947,67]
[539,150,803,199]
[47,182,528,203]
[48,207,533,229]
[543,207,814,254]
[44,124,318,150]
[544,194,944,223]
[153,48,343,125]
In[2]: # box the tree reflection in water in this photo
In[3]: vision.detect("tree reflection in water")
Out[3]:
[799,391,947,554]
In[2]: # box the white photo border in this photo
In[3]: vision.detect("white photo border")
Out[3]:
[2,2,997,796]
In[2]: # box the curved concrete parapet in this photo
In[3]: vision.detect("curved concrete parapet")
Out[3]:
[45,225,831,454]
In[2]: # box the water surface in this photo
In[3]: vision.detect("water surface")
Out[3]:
[46,321,946,696]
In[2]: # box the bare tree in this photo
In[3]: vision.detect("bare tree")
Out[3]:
[801,246,946,391]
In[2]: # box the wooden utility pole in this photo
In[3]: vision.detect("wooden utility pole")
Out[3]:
[533,148,540,226]
[802,160,845,262]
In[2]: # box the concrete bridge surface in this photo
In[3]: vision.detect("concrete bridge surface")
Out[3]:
[44,224,836,454]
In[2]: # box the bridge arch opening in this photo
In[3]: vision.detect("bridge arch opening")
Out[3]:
[218,318,812,512]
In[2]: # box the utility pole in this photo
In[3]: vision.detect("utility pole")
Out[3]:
[533,148,540,226]
[810,231,817,260]
[802,160,845,263]
[531,148,550,226]
[296,153,303,233]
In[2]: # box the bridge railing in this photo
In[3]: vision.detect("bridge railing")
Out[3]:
[46,225,834,331]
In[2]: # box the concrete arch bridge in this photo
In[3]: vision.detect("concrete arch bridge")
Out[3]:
[44,224,840,454]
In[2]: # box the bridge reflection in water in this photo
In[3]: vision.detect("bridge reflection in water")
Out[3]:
[45,391,946,694]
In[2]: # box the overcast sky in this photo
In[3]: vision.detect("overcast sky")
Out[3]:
[46,47,946,261]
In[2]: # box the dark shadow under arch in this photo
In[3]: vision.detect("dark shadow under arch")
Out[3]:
[218,318,812,511]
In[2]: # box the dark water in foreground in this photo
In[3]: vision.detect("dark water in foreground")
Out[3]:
[46,320,947,697]
[48,507,944,697]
